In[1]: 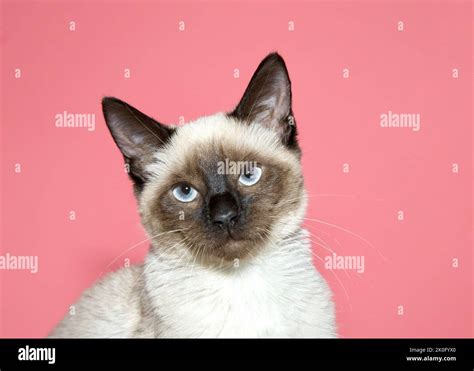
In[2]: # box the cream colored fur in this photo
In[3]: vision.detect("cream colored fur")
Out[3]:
[50,113,337,338]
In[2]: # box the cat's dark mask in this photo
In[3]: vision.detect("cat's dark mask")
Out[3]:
[102,53,306,262]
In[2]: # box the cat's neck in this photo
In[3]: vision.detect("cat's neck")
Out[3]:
[140,227,323,338]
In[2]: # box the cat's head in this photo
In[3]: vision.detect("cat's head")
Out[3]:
[102,53,307,263]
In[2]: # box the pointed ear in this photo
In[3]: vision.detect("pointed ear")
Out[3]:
[229,52,298,150]
[102,97,174,190]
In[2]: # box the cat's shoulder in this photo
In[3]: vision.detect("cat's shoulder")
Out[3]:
[49,265,144,338]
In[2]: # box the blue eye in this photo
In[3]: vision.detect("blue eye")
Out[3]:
[238,166,262,186]
[172,183,198,202]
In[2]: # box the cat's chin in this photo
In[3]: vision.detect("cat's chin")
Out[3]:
[205,237,264,263]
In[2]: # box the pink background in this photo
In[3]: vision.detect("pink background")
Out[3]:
[1,0,472,338]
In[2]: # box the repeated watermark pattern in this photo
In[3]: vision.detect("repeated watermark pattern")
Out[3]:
[0,253,39,274]
[380,111,420,132]
[325,253,365,274]
[217,159,257,175]
[55,111,96,132]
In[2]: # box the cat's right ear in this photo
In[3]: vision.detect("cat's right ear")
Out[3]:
[102,97,174,190]
[229,53,299,152]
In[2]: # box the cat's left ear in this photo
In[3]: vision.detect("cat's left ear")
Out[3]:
[229,52,298,150]
[102,97,175,192]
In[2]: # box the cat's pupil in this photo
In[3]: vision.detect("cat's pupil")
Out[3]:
[181,185,191,194]
[244,172,252,178]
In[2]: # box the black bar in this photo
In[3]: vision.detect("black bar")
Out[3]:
[0,339,472,368]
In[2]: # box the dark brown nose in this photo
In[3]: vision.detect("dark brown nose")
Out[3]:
[209,192,239,230]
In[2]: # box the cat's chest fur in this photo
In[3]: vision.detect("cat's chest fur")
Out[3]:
[142,231,336,338]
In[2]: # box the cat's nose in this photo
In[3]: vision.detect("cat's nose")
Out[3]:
[213,209,239,229]
[209,193,239,231]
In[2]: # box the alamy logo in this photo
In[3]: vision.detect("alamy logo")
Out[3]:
[55,111,96,132]
[380,111,420,132]
[0,253,38,273]
[217,159,257,175]
[18,346,55,364]
[324,253,365,273]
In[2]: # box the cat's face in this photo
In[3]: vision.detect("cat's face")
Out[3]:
[103,53,306,263]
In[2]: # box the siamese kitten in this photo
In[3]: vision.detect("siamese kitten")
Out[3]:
[50,53,336,338]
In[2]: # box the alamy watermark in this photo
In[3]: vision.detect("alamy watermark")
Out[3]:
[380,110,420,132]
[0,253,38,273]
[55,111,95,132]
[217,159,257,175]
[18,345,55,365]
[325,253,365,273]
